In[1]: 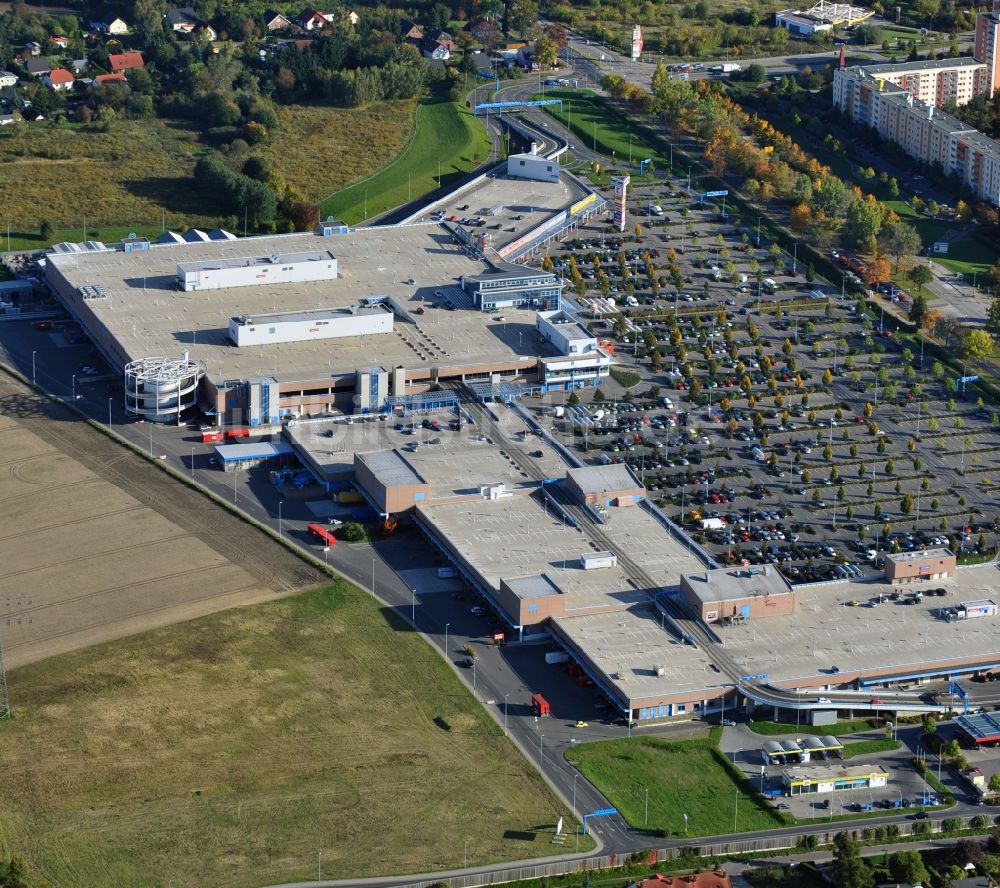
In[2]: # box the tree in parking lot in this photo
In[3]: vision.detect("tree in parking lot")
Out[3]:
[963,329,994,360]
[879,222,923,273]
[908,264,933,292]
[922,715,937,735]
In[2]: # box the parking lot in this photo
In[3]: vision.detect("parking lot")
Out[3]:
[528,177,1000,583]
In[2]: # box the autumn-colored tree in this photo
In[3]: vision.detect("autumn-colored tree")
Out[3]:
[789,203,813,233]
[862,254,891,286]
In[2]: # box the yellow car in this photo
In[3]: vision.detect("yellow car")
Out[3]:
[574,720,589,728]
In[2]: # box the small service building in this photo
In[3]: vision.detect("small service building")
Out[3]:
[564,464,645,509]
[680,565,795,623]
[884,548,957,583]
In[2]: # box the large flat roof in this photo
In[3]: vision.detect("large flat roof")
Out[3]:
[420,486,693,607]
[551,604,728,704]
[231,304,389,326]
[884,548,954,565]
[286,402,569,492]
[46,223,552,384]
[957,712,1000,742]
[717,565,1000,686]
[410,169,586,251]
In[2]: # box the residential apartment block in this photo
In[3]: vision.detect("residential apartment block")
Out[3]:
[833,67,1000,207]
[977,2,1000,97]
[846,57,989,108]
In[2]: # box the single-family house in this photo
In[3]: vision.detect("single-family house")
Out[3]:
[49,35,69,48]
[295,9,328,30]
[0,71,17,88]
[25,58,51,77]
[422,39,451,60]
[108,50,145,71]
[400,19,423,41]
[262,10,292,31]
[90,14,129,34]
[44,68,74,90]
[94,72,126,85]
[165,7,198,33]
[165,7,217,39]
[424,29,456,51]
[0,113,17,125]
[24,41,43,56]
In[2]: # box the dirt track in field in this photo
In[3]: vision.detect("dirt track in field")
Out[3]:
[0,371,325,667]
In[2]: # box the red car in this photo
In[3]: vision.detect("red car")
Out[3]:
[32,320,53,331]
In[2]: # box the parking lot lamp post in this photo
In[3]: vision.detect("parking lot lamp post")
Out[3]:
[734,789,738,832]
[190,446,194,479]
[573,771,580,820]
[896,787,902,806]
[539,733,544,766]
[792,242,798,275]
[71,373,75,402]
[108,397,112,431]
[278,500,283,537]
[644,787,649,826]
[445,622,450,657]
[756,215,761,247]
[31,350,36,385]
[473,657,477,697]
[504,693,509,736]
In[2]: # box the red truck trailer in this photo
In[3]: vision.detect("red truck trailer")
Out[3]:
[307,523,338,548]
[201,431,223,443]
[531,693,550,716]
[225,427,250,440]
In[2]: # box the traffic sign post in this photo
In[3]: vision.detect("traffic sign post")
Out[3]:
[582,807,617,835]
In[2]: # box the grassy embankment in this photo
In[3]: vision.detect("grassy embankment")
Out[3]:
[320,90,492,224]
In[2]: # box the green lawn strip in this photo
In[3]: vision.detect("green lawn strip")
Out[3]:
[534,89,669,172]
[2,580,588,886]
[565,730,790,837]
[932,233,998,278]
[841,738,902,759]
[748,718,878,736]
[319,90,490,224]
[610,367,641,388]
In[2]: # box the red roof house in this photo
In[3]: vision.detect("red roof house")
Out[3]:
[108,51,145,71]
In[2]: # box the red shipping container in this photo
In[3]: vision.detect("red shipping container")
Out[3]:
[201,432,223,443]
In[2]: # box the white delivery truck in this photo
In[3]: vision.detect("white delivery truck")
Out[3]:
[700,517,726,530]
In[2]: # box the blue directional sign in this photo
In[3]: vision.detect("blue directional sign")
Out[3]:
[582,807,618,835]
[957,375,979,384]
[473,99,563,114]
[704,190,729,198]
[740,673,769,682]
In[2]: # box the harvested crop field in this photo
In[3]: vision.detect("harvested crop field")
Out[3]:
[0,371,324,667]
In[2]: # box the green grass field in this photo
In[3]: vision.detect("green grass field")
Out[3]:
[841,738,903,759]
[319,91,491,224]
[0,580,588,887]
[535,90,670,174]
[749,718,878,736]
[565,730,789,837]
